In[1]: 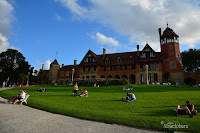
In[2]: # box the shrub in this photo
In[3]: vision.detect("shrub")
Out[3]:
[74,78,128,86]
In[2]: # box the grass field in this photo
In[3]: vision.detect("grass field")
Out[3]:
[0,85,200,132]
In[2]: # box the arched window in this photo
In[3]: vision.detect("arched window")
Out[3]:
[128,56,133,61]
[105,58,110,64]
[116,57,121,63]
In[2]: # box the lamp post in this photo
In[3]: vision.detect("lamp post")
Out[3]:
[72,68,75,85]
[26,72,30,86]
[146,64,149,85]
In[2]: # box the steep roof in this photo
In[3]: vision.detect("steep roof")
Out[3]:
[161,27,179,38]
[51,59,59,65]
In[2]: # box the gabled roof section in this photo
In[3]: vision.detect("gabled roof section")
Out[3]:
[79,49,98,65]
[51,59,59,65]
[142,44,155,52]
[161,27,179,38]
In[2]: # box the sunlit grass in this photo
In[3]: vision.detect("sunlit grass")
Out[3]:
[1,85,200,132]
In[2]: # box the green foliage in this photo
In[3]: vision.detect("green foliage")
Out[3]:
[18,73,28,84]
[0,49,32,83]
[74,79,128,86]
[181,49,200,72]
[1,85,200,132]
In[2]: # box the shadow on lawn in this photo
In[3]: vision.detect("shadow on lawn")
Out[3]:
[141,109,175,117]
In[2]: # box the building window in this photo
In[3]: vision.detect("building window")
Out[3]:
[82,76,84,79]
[83,67,85,72]
[124,65,127,70]
[132,64,135,69]
[128,56,133,61]
[110,66,114,71]
[117,57,121,63]
[153,62,158,68]
[146,63,150,68]
[170,62,176,69]
[140,63,143,69]
[94,66,96,71]
[154,73,158,82]
[117,66,121,70]
[86,76,89,79]
[169,45,173,50]
[177,54,179,58]
[105,58,110,64]
[60,71,64,76]
[141,74,144,83]
[92,76,95,79]
[66,71,69,76]
[88,66,91,71]
[103,66,106,71]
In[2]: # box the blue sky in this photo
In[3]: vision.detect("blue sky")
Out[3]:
[1,0,200,70]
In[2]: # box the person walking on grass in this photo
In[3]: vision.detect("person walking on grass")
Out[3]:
[175,101,197,117]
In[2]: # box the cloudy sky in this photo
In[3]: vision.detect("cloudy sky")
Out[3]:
[0,0,200,70]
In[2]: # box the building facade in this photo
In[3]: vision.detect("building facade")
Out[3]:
[48,26,185,84]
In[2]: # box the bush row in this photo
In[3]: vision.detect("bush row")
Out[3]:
[74,78,128,86]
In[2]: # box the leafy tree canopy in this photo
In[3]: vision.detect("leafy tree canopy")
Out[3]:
[0,49,32,83]
[181,49,200,72]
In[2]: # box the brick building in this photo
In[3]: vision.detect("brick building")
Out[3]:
[48,26,185,84]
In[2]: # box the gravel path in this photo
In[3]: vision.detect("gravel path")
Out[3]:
[0,88,164,133]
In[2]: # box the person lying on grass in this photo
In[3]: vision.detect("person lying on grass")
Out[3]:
[122,92,136,102]
[174,101,197,117]
[80,89,88,97]
[123,86,133,90]
[35,87,43,92]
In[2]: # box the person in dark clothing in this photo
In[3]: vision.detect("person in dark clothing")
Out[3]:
[175,101,197,117]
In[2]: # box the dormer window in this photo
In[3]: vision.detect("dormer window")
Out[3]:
[140,53,146,58]
[117,57,121,63]
[128,56,133,61]
[105,58,110,64]
[150,52,155,57]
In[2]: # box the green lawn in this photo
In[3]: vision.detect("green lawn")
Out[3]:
[1,85,200,132]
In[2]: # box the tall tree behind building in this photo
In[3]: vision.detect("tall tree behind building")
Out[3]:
[181,49,200,72]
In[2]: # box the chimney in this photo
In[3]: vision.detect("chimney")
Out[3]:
[158,28,161,43]
[62,64,64,67]
[42,64,44,70]
[74,60,77,66]
[137,45,139,56]
[103,48,106,59]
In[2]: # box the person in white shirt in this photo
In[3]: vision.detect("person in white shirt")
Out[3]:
[13,90,26,104]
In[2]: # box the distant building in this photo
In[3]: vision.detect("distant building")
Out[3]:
[48,26,186,84]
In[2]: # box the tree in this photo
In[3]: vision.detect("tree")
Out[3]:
[18,73,28,85]
[0,49,32,83]
[181,49,200,72]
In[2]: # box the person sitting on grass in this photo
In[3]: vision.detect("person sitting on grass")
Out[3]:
[35,87,43,92]
[80,89,84,94]
[126,92,136,102]
[175,101,197,117]
[80,89,88,97]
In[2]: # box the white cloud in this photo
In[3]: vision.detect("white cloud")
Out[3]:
[0,33,9,53]
[56,0,200,51]
[0,0,17,53]
[37,60,51,70]
[55,13,63,21]
[95,32,119,47]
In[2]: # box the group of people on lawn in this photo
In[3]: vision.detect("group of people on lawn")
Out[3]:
[73,83,88,97]
[8,84,198,118]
